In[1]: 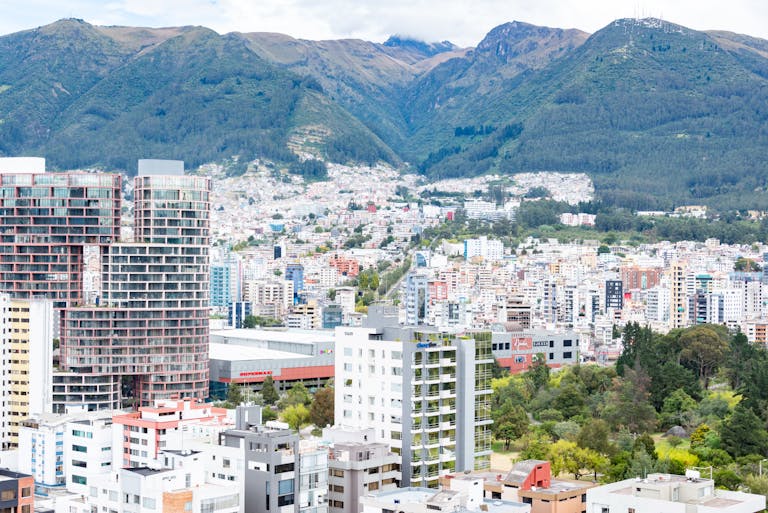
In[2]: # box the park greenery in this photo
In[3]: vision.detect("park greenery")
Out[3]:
[492,323,768,491]
[222,378,335,434]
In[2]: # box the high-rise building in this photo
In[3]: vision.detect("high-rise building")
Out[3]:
[605,280,623,310]
[669,262,688,329]
[0,297,54,449]
[0,158,121,307]
[285,263,305,304]
[405,272,429,325]
[334,307,493,488]
[60,160,211,406]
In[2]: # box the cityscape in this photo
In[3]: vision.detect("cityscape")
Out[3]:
[2,4,768,513]
[0,155,767,513]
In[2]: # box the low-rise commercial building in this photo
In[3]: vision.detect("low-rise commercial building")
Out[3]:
[208,328,334,399]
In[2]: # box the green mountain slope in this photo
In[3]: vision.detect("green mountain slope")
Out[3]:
[0,20,398,172]
[413,19,768,210]
[0,19,133,155]
[2,18,768,208]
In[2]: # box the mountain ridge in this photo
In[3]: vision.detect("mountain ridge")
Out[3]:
[1,17,768,209]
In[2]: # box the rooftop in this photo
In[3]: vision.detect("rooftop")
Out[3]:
[210,328,334,345]
[209,342,311,362]
[125,467,172,477]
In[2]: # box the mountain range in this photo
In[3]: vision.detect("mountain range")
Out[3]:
[1,17,768,209]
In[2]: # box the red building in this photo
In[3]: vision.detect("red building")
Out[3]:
[0,164,121,307]
[329,254,360,277]
[0,469,34,513]
[428,280,449,302]
[621,266,663,291]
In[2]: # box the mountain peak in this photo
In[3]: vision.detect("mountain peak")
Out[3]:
[475,21,589,64]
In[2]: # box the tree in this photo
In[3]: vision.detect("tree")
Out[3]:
[577,419,614,456]
[720,403,768,458]
[660,388,698,429]
[282,404,310,431]
[227,383,244,405]
[494,404,529,450]
[734,257,761,272]
[526,353,550,390]
[679,325,729,389]
[280,383,312,409]
[601,368,657,433]
[261,376,280,405]
[309,387,334,428]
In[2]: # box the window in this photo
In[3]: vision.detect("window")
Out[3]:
[274,463,294,474]
[331,469,344,478]
[277,495,294,507]
[21,487,31,498]
[628,509,635,513]
[72,444,87,453]
[278,480,294,494]
[72,475,87,485]
[0,490,15,500]
[563,339,573,347]
[548,353,554,360]
[143,498,156,510]
[21,506,30,513]
[564,352,572,359]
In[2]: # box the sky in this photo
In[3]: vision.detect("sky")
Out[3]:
[1,0,767,47]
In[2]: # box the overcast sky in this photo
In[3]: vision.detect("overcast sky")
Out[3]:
[1,0,767,47]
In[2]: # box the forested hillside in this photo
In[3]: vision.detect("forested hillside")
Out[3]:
[2,17,768,207]
[492,324,768,488]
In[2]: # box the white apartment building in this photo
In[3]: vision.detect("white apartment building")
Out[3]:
[58,450,240,513]
[361,475,529,513]
[65,413,115,494]
[464,237,504,262]
[20,412,114,494]
[18,414,67,489]
[587,472,765,513]
[334,307,493,488]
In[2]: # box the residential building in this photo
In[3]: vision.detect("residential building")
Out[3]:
[587,471,765,513]
[464,237,504,262]
[286,302,321,330]
[605,280,623,311]
[323,427,401,513]
[0,158,121,308]
[334,307,494,487]
[60,160,211,406]
[18,414,67,492]
[243,280,294,318]
[670,262,688,329]
[0,469,34,513]
[405,273,429,325]
[219,412,328,513]
[286,263,305,304]
[3,298,54,448]
[506,296,532,329]
[112,398,230,469]
[361,475,529,513]
[322,305,343,329]
[60,450,240,513]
